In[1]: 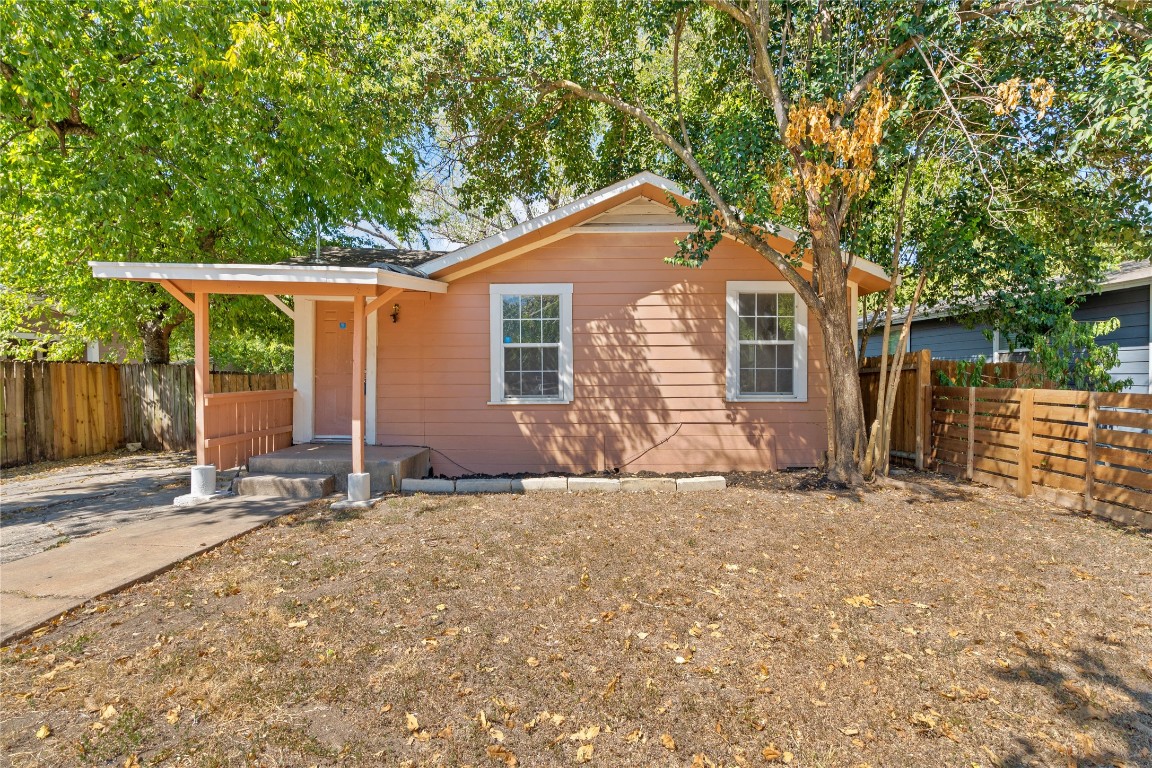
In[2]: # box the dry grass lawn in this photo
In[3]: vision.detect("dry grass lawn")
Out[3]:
[2,475,1150,767]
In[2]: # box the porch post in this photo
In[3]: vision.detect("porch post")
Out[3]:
[351,294,366,475]
[194,292,210,466]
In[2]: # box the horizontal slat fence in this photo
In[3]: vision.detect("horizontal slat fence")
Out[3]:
[1,362,291,468]
[931,385,1151,526]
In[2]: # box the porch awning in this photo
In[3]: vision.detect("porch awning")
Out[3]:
[88,261,448,296]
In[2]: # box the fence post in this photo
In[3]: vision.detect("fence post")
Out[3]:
[1017,389,1034,497]
[966,386,975,480]
[1084,391,1097,512]
[915,348,931,470]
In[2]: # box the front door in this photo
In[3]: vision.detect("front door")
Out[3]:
[314,301,354,439]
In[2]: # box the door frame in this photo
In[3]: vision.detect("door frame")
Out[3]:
[293,297,377,444]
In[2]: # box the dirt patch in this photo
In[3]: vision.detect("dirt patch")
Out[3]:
[2,477,1150,767]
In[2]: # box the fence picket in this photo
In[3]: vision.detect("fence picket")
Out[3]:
[0,362,292,468]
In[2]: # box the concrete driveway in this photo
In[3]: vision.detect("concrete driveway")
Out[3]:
[1,451,194,564]
[1,452,309,644]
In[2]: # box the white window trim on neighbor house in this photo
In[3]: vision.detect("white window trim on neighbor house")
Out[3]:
[725,280,809,402]
[489,283,574,405]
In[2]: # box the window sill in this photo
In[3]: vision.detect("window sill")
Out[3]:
[488,399,572,406]
[726,395,808,403]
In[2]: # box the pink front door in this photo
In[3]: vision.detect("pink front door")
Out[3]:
[314,301,354,438]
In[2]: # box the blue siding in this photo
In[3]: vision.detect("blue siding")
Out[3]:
[1074,286,1149,347]
[864,318,992,360]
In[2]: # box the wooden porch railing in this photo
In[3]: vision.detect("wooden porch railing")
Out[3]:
[203,389,293,470]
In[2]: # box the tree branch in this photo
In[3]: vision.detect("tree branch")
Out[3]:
[702,0,790,137]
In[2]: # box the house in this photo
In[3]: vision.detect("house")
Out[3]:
[0,286,126,362]
[89,173,889,496]
[862,260,1152,393]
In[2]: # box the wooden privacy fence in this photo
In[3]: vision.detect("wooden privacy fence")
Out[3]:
[860,352,1047,469]
[1,362,291,468]
[931,386,1152,525]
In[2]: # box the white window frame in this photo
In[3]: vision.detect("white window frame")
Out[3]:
[725,281,808,402]
[489,283,574,405]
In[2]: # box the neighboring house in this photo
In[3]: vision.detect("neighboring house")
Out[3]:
[0,287,126,362]
[91,172,889,476]
[862,261,1152,393]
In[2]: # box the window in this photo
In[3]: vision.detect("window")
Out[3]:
[490,284,573,404]
[725,281,808,401]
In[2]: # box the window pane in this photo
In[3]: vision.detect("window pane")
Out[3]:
[502,296,520,319]
[541,372,560,397]
[756,369,777,394]
[739,367,755,393]
[738,294,756,316]
[521,347,542,371]
[777,369,794,394]
[757,317,777,341]
[522,295,543,318]
[776,344,793,368]
[758,293,777,316]
[504,347,521,371]
[504,373,522,398]
[739,316,756,341]
[522,372,543,396]
[541,318,560,344]
[540,295,560,319]
[502,320,519,344]
[778,293,794,315]
[778,316,795,341]
[757,345,777,369]
[739,345,755,369]
[521,320,541,343]
[542,347,559,371]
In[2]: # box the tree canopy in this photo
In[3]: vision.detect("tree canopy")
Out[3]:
[1,0,425,363]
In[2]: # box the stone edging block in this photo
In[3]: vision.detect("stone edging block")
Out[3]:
[401,478,455,494]
[401,476,727,495]
[676,476,727,491]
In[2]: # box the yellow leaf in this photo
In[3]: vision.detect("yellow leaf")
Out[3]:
[624,728,642,743]
[576,743,594,762]
[526,657,541,667]
[287,619,308,629]
[165,706,181,725]
[844,595,876,608]
[603,673,621,698]
[569,725,601,741]
[123,756,140,768]
[36,724,51,740]
[783,752,794,764]
[660,733,677,751]
[100,704,118,720]
[762,745,783,761]
[486,744,518,766]
[406,713,419,732]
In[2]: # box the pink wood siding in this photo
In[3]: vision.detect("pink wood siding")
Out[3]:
[373,233,829,476]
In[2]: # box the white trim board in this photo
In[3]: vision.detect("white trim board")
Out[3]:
[292,298,316,443]
[90,260,448,293]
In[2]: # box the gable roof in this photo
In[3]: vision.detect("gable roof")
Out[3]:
[414,171,890,294]
[280,246,445,276]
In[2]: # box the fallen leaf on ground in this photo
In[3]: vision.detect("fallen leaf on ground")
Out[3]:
[623,728,642,743]
[845,595,876,608]
[287,619,308,629]
[576,744,594,762]
[660,733,677,751]
[35,724,51,740]
[406,712,419,732]
[487,744,518,766]
[569,725,600,741]
[762,745,782,761]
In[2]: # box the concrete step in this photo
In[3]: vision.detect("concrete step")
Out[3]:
[233,473,335,499]
[247,445,430,494]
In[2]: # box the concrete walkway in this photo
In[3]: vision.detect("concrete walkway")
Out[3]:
[1,454,309,644]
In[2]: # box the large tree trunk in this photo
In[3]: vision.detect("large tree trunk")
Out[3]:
[811,225,866,487]
[139,320,175,363]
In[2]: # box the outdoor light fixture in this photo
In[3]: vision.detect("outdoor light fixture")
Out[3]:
[390,303,400,323]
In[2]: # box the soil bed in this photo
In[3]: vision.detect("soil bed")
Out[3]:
[2,475,1150,767]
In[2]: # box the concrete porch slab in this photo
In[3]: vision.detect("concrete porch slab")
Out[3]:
[247,444,429,494]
